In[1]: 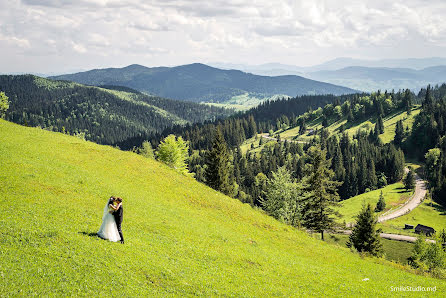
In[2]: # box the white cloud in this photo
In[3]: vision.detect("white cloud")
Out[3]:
[0,0,445,72]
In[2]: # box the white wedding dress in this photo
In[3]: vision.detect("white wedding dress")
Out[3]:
[97,200,121,242]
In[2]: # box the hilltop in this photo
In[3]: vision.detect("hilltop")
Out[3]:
[0,75,232,146]
[49,63,358,106]
[0,119,443,296]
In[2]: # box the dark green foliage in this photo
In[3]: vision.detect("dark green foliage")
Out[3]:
[0,75,232,147]
[50,63,357,103]
[375,191,386,212]
[409,84,446,204]
[300,146,341,240]
[394,119,404,147]
[404,167,416,190]
[347,203,383,257]
[205,128,235,196]
[376,115,385,134]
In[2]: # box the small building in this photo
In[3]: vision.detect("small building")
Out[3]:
[404,224,414,230]
[307,129,314,136]
[414,224,435,236]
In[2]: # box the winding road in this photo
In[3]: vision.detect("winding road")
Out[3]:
[377,170,427,223]
[338,168,430,243]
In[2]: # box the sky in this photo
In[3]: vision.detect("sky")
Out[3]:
[1,0,446,74]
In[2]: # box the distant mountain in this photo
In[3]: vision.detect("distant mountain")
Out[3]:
[306,66,446,92]
[0,75,232,146]
[314,57,446,71]
[211,57,446,76]
[50,63,357,104]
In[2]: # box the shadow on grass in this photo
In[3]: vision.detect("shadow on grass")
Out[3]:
[430,201,446,216]
[79,231,100,238]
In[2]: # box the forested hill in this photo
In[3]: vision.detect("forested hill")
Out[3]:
[50,63,358,104]
[0,75,232,145]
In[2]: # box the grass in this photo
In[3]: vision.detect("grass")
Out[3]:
[378,199,446,237]
[325,234,415,265]
[277,106,421,144]
[0,119,444,296]
[337,182,413,224]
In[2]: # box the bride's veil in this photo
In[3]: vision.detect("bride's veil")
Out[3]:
[102,198,111,220]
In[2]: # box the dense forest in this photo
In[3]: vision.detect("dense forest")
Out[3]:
[0,75,232,145]
[140,89,420,206]
[409,84,446,204]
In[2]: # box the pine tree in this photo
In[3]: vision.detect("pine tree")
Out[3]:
[376,115,384,134]
[404,167,416,190]
[375,191,386,212]
[299,120,307,135]
[301,146,341,240]
[347,203,383,256]
[394,119,404,147]
[205,128,234,196]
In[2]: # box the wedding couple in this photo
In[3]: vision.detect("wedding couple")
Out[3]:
[97,196,124,244]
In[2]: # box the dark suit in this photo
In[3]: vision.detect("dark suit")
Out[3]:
[113,204,124,242]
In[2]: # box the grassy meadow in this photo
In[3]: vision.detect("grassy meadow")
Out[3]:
[324,234,415,265]
[0,119,444,296]
[336,182,413,224]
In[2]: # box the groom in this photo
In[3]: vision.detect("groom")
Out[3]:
[112,197,124,244]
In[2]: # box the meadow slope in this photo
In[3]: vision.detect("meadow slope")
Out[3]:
[0,120,444,296]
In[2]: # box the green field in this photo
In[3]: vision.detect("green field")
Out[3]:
[0,119,444,296]
[337,182,413,224]
[324,234,415,265]
[378,199,446,237]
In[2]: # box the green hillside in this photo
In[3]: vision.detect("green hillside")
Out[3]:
[0,75,232,147]
[1,120,444,296]
[337,182,413,224]
[278,106,420,143]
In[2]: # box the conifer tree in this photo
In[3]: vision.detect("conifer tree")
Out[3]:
[376,115,384,134]
[404,167,416,190]
[301,146,341,240]
[205,128,234,196]
[347,203,383,256]
[394,119,404,147]
[375,191,386,212]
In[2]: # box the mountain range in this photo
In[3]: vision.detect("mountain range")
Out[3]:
[307,65,446,92]
[211,57,446,92]
[49,63,357,105]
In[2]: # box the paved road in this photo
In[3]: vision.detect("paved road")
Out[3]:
[337,230,435,243]
[377,170,427,223]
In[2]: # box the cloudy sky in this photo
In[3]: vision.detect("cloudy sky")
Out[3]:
[1,0,446,73]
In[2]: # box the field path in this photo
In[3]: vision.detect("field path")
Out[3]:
[377,169,427,223]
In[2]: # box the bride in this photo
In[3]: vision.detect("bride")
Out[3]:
[97,196,121,242]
